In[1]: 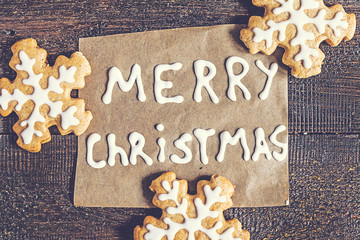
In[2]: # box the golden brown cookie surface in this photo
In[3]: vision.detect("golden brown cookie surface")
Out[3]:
[134,172,250,240]
[240,0,356,78]
[0,38,92,152]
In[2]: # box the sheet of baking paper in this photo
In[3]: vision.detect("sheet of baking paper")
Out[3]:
[74,24,289,208]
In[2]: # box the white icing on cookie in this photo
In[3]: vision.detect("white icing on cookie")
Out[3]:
[129,132,153,165]
[193,128,216,165]
[145,180,239,240]
[154,63,184,104]
[86,133,106,169]
[255,60,278,100]
[170,133,192,164]
[269,124,288,161]
[225,56,250,101]
[102,64,146,104]
[193,60,219,104]
[107,133,129,166]
[60,106,80,130]
[252,127,272,161]
[0,51,80,144]
[0,89,27,112]
[158,180,180,204]
[252,0,349,68]
[216,128,250,162]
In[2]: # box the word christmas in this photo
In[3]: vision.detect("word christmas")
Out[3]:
[86,124,287,169]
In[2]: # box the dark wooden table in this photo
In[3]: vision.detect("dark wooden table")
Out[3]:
[0,1,359,239]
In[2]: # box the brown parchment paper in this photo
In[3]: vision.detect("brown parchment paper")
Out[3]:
[74,24,289,208]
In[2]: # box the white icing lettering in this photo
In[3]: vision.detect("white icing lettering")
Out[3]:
[269,124,288,161]
[154,63,183,104]
[96,57,285,105]
[85,126,287,168]
[170,133,192,164]
[193,128,215,165]
[107,133,129,166]
[225,56,250,101]
[129,132,153,165]
[193,60,219,104]
[255,60,278,100]
[86,133,106,169]
[157,137,166,163]
[155,123,164,131]
[216,128,250,162]
[252,127,272,161]
[102,64,146,104]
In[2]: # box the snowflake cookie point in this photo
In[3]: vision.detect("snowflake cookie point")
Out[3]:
[0,38,92,152]
[240,0,356,78]
[134,172,250,240]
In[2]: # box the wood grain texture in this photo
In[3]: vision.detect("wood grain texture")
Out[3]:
[0,0,359,239]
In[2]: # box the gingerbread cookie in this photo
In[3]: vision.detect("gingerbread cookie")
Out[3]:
[0,38,92,152]
[240,0,356,78]
[134,172,250,240]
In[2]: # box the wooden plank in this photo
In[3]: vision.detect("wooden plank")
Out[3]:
[0,0,255,58]
[0,135,75,186]
[0,134,358,239]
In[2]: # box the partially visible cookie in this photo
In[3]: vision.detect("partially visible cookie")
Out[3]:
[134,172,250,240]
[0,38,92,152]
[240,0,356,78]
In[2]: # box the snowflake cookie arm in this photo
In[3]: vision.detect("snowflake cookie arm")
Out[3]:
[0,38,92,152]
[134,172,250,240]
[240,0,356,78]
[194,176,250,240]
[45,52,92,136]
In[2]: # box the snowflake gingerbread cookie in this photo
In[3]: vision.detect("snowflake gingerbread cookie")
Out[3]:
[240,0,356,78]
[0,39,92,152]
[134,172,250,240]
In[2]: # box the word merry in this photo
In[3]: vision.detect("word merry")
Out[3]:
[101,57,278,105]
[86,124,287,169]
